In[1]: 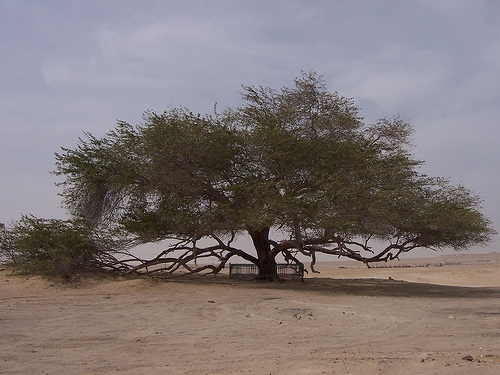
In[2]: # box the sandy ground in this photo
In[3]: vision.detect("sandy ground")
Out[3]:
[1,253,499,375]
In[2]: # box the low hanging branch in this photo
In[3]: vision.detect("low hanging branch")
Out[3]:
[100,232,428,279]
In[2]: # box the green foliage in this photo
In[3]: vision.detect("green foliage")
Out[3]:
[52,71,495,275]
[0,216,118,277]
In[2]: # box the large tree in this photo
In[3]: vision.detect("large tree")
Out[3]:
[54,72,494,278]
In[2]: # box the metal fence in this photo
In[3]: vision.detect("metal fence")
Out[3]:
[229,263,304,280]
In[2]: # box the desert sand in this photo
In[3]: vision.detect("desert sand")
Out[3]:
[1,252,499,374]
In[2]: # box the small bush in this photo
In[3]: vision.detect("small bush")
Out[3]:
[0,216,115,278]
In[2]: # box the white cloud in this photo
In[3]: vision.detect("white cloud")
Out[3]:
[97,20,220,63]
[41,57,84,87]
[417,0,469,11]
[338,44,451,114]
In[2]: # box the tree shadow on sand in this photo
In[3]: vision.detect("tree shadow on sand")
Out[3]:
[185,275,500,299]
[290,277,500,299]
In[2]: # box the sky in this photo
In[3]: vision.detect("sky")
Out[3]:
[1,0,499,256]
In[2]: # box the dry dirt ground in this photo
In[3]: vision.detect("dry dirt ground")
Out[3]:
[1,253,499,375]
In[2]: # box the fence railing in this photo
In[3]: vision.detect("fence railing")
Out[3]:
[229,263,304,280]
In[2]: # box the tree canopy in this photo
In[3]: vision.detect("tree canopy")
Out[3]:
[53,71,494,278]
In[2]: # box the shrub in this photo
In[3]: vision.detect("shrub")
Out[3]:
[0,216,115,278]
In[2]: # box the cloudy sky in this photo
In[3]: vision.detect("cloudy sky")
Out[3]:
[1,0,498,254]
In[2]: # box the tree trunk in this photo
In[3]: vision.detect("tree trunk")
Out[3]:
[248,227,277,280]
